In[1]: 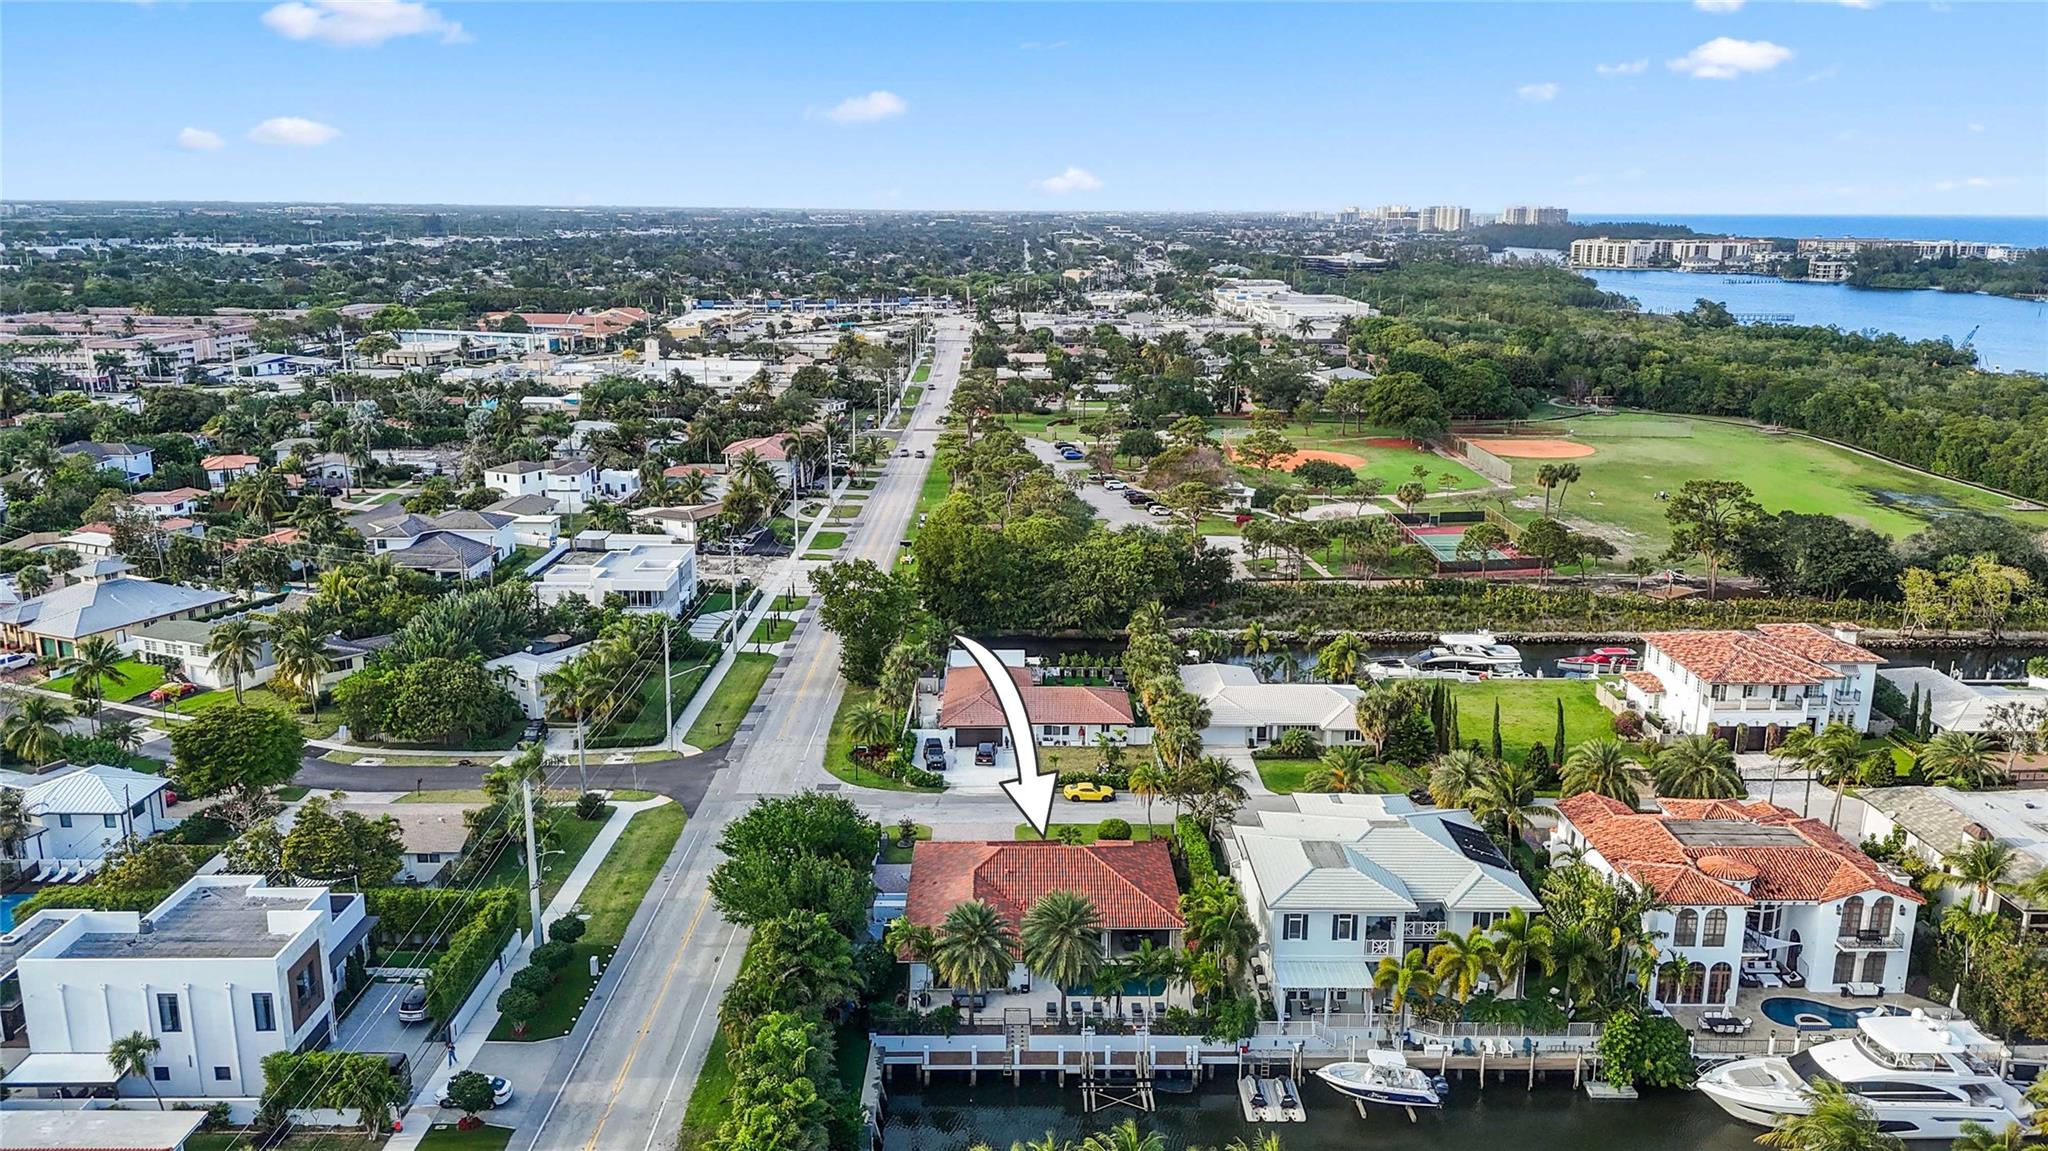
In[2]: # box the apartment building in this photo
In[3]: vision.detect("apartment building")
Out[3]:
[1500,206,1569,226]
[1569,237,1666,269]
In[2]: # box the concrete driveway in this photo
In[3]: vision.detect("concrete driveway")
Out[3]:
[336,978,437,1064]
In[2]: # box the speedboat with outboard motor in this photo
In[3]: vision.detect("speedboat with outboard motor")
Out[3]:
[1313,1049,1446,1109]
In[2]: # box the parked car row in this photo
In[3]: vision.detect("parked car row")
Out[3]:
[1052,439,1085,462]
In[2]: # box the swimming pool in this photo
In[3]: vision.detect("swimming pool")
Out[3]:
[1760,997,1881,1030]
[0,892,28,933]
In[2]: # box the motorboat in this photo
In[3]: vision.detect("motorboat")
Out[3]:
[1312,1049,1446,1109]
[1401,631,1527,678]
[1696,1009,2035,1141]
[1362,659,1483,683]
[1555,646,1640,674]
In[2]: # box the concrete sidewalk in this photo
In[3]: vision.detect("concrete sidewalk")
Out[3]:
[389,793,674,1148]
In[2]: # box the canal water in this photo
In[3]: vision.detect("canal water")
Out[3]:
[879,1078,1786,1151]
[1585,268,2048,375]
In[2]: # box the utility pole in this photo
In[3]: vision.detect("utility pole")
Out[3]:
[575,712,588,795]
[521,774,543,938]
[661,618,673,753]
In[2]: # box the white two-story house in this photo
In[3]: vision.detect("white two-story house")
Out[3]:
[1553,793,1923,1006]
[1233,793,1541,1022]
[533,532,696,615]
[483,459,637,514]
[1623,624,1881,751]
[0,762,173,871]
[3,875,370,1100]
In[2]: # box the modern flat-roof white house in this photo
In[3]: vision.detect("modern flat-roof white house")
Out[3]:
[1552,794,1922,1006]
[484,458,634,513]
[1620,623,1881,751]
[1232,793,1540,1021]
[0,763,172,870]
[1179,663,1362,749]
[1860,786,2048,931]
[484,640,589,719]
[2,875,370,1100]
[534,533,695,615]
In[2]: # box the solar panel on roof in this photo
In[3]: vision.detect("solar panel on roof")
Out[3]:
[1444,822,1511,869]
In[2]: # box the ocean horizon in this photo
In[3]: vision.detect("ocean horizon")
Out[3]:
[1574,214,2046,249]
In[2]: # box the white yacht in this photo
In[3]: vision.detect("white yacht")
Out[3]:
[1404,631,1527,677]
[1313,1049,1447,1109]
[1696,1010,2035,1141]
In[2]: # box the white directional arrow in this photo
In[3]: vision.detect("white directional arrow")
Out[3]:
[957,635,1055,836]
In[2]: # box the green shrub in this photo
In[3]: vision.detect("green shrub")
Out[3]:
[1096,818,1133,841]
[574,791,606,820]
[549,914,587,944]
[423,889,519,1020]
[510,965,555,996]
[530,941,573,971]
[1174,815,1218,883]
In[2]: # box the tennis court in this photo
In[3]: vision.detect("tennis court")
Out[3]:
[1399,518,1544,576]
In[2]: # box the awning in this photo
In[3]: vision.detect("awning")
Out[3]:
[0,1109,205,1151]
[1273,958,1382,989]
[3,1050,119,1086]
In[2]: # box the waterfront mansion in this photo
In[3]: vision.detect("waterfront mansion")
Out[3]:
[1552,794,1923,1007]
[1231,793,1541,1022]
[1620,623,1881,752]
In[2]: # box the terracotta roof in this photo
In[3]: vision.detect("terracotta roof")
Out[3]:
[938,665,1135,729]
[663,463,723,478]
[1751,623,1882,666]
[157,517,199,531]
[201,454,261,470]
[1623,670,1665,695]
[723,435,790,462]
[1556,794,1922,907]
[904,840,1182,939]
[1641,630,1835,685]
[132,487,205,505]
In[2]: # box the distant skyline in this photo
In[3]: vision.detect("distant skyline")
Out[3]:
[3,1,2042,215]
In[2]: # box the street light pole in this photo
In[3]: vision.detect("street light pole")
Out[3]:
[521,774,543,938]
[662,619,673,753]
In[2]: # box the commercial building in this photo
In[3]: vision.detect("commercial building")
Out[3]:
[1233,793,1541,1020]
[1620,623,1882,750]
[3,875,370,1100]
[1552,794,1922,1004]
[1209,279,1375,336]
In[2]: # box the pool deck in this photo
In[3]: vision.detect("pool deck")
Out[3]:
[1671,987,1952,1057]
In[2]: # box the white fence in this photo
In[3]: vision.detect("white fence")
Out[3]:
[449,930,527,1040]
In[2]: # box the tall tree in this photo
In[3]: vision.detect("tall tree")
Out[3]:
[1662,479,1761,598]
[108,1031,165,1110]
[203,619,268,704]
[1019,891,1102,1021]
[929,900,1016,1025]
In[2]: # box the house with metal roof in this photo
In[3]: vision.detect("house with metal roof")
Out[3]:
[0,570,231,660]
[0,762,172,870]
[1860,786,2048,931]
[1179,662,1363,749]
[1232,793,1540,1021]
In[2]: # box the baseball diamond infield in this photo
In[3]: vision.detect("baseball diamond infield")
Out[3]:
[1466,437,1597,459]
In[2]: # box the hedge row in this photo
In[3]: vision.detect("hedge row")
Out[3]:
[14,884,170,920]
[365,887,520,1020]
[1174,815,1218,883]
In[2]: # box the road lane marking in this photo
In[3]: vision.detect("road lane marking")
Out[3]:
[638,918,743,1151]
[581,883,717,1151]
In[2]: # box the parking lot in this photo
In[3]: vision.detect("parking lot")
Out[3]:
[1023,439,1159,528]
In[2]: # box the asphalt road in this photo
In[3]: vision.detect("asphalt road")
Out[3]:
[296,749,725,813]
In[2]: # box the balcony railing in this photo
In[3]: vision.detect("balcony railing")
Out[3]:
[1838,929,1905,950]
[1403,920,1447,940]
[1362,938,1394,957]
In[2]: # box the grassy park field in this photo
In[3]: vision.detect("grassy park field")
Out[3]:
[1451,679,1615,766]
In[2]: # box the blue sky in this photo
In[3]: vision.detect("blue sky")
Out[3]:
[3,1,2042,214]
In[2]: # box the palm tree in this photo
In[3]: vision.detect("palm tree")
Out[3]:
[1314,632,1365,684]
[1946,839,2017,913]
[232,470,289,526]
[1304,745,1377,793]
[1920,730,2002,790]
[1374,947,1435,1012]
[2,695,71,766]
[98,716,142,756]
[1428,926,1501,1002]
[730,448,778,500]
[1239,620,1272,658]
[930,900,1016,1025]
[271,617,330,717]
[1179,876,1257,983]
[1020,891,1101,1021]
[1561,738,1644,805]
[1467,759,1542,852]
[1428,748,1491,809]
[1755,1079,1904,1151]
[1783,722,1861,828]
[846,700,898,753]
[1653,734,1743,799]
[1081,1119,1163,1151]
[1127,759,1169,835]
[15,565,51,599]
[64,635,128,731]
[1547,923,1606,1020]
[883,918,935,964]
[1488,908,1553,997]
[1948,1122,2035,1151]
[108,1031,165,1109]
[203,619,267,704]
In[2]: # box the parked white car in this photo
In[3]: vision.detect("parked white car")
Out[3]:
[1103,480,1128,491]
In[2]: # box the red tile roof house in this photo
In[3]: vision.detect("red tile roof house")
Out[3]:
[901,839,1184,1020]
[1550,793,1923,1009]
[1624,623,1882,752]
[199,453,264,491]
[937,664,1138,751]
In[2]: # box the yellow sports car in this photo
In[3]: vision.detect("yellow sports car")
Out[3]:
[1062,782,1116,802]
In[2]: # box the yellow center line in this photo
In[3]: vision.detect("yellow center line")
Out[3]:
[582,884,715,1151]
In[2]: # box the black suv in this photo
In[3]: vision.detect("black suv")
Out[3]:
[922,737,947,771]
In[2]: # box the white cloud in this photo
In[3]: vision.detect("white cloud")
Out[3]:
[1019,40,1067,51]
[1668,37,1794,79]
[822,90,908,125]
[248,116,340,146]
[1796,65,1840,85]
[1516,82,1560,102]
[1596,58,1649,76]
[1694,0,1745,12]
[261,0,466,47]
[1969,122,1985,132]
[1933,176,2001,191]
[177,127,224,151]
[1837,0,1877,8]
[1035,167,1102,195]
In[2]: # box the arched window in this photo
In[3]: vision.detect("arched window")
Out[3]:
[1681,961,1706,1004]
[1706,962,1732,1005]
[1674,909,1698,948]
[1703,909,1728,948]
[1833,950,1857,984]
[1839,896,1864,938]
[1868,897,1893,937]
[1861,952,1887,984]
[1655,962,1681,1004]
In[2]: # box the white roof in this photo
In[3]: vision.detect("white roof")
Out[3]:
[1878,666,2048,734]
[1181,664,1361,731]
[1858,1011,1982,1055]
[1237,796,1541,914]
[0,1109,204,1150]
[1273,957,1382,989]
[3,1051,121,1087]
[5,762,168,815]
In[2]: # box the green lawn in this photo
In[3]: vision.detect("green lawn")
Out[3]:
[1501,413,2040,565]
[1253,757,1411,795]
[1451,679,1616,766]
[590,655,719,748]
[1215,423,1490,495]
[770,594,810,612]
[399,788,490,803]
[683,654,774,749]
[806,530,846,550]
[905,451,955,543]
[490,940,614,1040]
[821,686,941,792]
[1015,822,1157,843]
[680,1032,735,1150]
[416,1126,515,1151]
[749,618,795,645]
[877,823,931,864]
[476,802,613,932]
[911,362,931,383]
[44,659,166,702]
[172,684,344,739]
